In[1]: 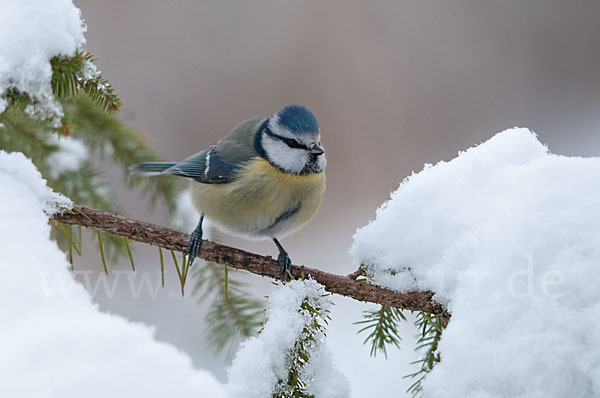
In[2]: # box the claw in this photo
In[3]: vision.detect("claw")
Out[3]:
[273,238,292,282]
[186,215,204,266]
[278,251,292,281]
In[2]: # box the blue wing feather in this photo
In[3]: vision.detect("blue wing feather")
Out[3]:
[169,147,238,184]
[132,116,262,184]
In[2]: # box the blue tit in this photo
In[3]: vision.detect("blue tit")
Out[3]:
[132,105,326,280]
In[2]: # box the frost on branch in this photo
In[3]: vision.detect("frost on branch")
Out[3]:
[227,279,350,398]
[352,128,600,397]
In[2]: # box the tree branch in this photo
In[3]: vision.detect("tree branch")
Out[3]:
[52,205,447,316]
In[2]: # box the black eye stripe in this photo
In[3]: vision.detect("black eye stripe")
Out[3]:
[283,137,306,149]
[264,127,309,150]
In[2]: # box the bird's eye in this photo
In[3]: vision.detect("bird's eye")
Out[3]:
[283,138,305,149]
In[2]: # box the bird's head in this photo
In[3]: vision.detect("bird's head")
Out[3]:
[256,105,326,175]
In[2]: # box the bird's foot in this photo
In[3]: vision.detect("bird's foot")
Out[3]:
[278,251,292,282]
[185,230,202,267]
[185,216,204,266]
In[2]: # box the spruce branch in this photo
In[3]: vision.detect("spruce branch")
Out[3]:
[274,295,330,398]
[355,305,407,358]
[51,50,121,114]
[404,311,448,397]
[2,50,121,133]
[347,265,365,280]
[194,261,264,356]
[52,205,448,315]
[186,224,264,356]
[65,97,178,212]
[2,49,175,261]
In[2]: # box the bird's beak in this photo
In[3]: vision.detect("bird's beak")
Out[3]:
[310,143,324,156]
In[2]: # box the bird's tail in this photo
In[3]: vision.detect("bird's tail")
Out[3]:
[130,162,177,176]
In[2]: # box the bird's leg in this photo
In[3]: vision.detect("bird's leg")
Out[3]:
[273,238,292,281]
[185,214,204,266]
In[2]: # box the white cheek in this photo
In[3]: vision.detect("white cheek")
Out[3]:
[317,153,327,171]
[262,136,308,173]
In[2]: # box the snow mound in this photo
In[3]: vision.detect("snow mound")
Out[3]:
[0,150,227,398]
[0,151,71,214]
[0,0,86,121]
[227,279,350,398]
[351,128,600,397]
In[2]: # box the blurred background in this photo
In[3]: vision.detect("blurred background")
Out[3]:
[72,0,600,395]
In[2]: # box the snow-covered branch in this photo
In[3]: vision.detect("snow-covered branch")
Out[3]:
[52,205,447,316]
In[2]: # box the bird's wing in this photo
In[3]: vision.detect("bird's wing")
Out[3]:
[166,116,264,184]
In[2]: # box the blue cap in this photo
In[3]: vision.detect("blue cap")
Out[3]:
[276,105,319,135]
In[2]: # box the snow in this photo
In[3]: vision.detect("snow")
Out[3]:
[0,152,349,398]
[0,0,86,122]
[227,279,350,398]
[0,150,227,398]
[0,151,72,215]
[46,135,89,179]
[351,128,600,397]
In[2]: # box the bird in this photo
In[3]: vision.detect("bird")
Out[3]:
[131,105,326,280]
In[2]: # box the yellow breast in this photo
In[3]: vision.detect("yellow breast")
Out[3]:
[190,157,326,239]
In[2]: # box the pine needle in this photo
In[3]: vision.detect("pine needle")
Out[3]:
[194,261,264,356]
[182,253,189,283]
[96,231,108,275]
[77,225,82,255]
[54,222,82,257]
[170,250,186,296]
[123,237,135,272]
[159,246,164,288]
[224,264,229,309]
[71,205,93,222]
[355,305,406,358]
[67,225,73,268]
[404,311,448,397]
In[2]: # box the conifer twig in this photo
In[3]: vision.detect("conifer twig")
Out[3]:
[347,265,365,280]
[53,205,447,316]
